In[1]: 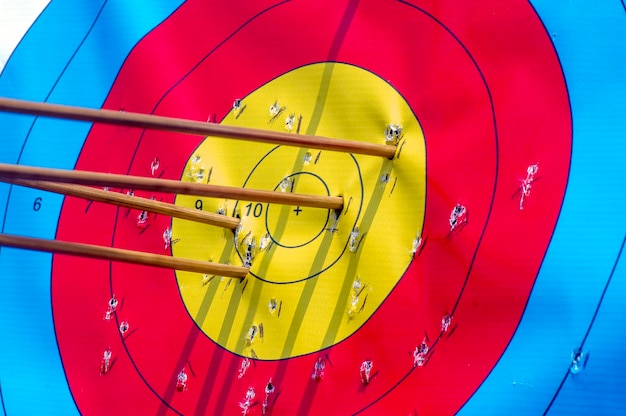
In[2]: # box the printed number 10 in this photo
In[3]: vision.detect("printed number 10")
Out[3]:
[245,203,263,218]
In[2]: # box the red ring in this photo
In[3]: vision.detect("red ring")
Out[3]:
[53,0,570,414]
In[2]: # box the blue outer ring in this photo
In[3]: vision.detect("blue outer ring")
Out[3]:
[1,2,625,415]
[0,1,183,415]
[458,2,626,415]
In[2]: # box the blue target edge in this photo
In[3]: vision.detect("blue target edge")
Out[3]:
[0,1,625,415]
[459,1,626,415]
[0,1,183,415]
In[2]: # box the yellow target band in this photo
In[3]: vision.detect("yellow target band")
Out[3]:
[173,62,425,359]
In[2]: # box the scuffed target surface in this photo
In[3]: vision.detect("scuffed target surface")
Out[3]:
[0,1,625,415]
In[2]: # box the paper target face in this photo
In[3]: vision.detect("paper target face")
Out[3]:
[1,1,625,416]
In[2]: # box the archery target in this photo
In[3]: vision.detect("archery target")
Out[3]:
[1,1,625,416]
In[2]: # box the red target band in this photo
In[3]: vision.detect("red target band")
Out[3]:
[53,1,570,414]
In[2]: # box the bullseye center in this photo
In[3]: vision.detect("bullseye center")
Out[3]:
[265,172,330,248]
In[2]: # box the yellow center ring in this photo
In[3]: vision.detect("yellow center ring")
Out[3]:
[173,62,426,359]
